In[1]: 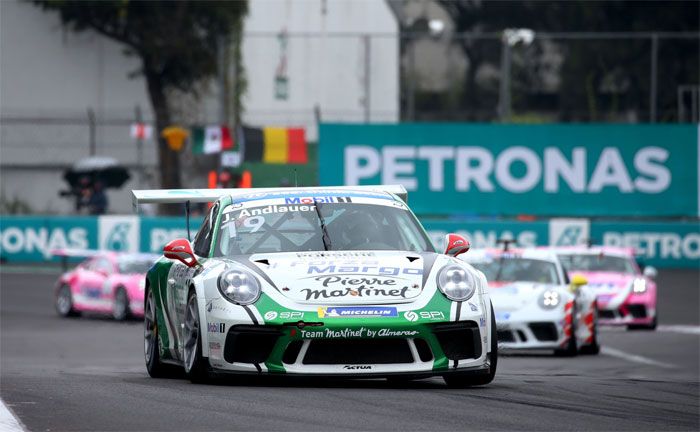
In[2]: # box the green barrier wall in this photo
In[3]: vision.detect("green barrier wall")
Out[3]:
[1,216,697,268]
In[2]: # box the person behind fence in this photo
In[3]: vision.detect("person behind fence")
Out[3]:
[87,181,108,215]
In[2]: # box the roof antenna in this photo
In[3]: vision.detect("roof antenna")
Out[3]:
[185,200,191,242]
[496,238,516,252]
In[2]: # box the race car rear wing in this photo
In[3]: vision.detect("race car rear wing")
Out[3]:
[131,185,408,212]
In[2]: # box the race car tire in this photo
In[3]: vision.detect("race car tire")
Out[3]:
[112,286,131,321]
[144,287,180,378]
[443,302,498,388]
[183,288,210,383]
[55,284,80,317]
[554,303,578,357]
[579,304,600,355]
[628,315,657,331]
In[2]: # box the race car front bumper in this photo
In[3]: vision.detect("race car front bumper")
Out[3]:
[598,303,656,326]
[204,303,491,377]
[495,308,571,350]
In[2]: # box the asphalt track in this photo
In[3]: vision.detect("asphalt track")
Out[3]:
[1,268,698,431]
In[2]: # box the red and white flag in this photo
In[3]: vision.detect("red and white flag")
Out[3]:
[130,123,153,140]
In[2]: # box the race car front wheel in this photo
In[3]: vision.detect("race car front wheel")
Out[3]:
[580,303,600,355]
[555,303,578,357]
[183,288,209,383]
[144,288,179,378]
[55,284,80,317]
[443,302,498,388]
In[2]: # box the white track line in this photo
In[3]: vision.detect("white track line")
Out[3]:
[0,399,26,432]
[657,325,700,335]
[601,347,676,369]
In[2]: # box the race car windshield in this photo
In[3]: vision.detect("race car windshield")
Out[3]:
[213,202,435,255]
[118,258,154,274]
[558,254,636,274]
[472,258,560,284]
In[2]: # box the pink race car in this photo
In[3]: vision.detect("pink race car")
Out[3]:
[555,247,658,330]
[53,250,158,320]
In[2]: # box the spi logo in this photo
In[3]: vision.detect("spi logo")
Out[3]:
[403,311,445,321]
[265,311,304,320]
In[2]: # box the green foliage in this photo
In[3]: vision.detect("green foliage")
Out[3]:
[32,0,248,94]
[0,192,33,214]
[437,0,699,122]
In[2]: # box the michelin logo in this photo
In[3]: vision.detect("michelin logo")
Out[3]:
[318,306,397,318]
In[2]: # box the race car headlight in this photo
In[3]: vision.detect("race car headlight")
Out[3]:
[538,290,560,309]
[218,269,261,305]
[437,265,476,301]
[632,278,647,293]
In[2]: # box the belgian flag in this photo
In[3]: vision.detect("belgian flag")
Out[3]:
[241,126,307,164]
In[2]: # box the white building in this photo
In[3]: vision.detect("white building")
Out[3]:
[0,0,399,214]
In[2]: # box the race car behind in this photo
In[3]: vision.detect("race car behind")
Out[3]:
[463,247,599,356]
[555,246,658,330]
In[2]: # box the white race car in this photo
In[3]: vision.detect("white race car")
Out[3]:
[133,185,497,387]
[462,247,599,356]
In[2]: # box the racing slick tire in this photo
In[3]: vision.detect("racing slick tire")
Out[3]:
[112,286,131,321]
[144,287,180,378]
[443,302,498,388]
[628,315,657,331]
[55,284,80,317]
[554,303,578,357]
[183,288,210,383]
[579,304,600,355]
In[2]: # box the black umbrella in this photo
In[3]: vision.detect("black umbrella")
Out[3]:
[63,157,131,189]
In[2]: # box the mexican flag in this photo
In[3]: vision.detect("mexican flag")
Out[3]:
[192,126,234,154]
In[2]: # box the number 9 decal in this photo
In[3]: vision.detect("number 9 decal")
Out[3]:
[244,216,264,233]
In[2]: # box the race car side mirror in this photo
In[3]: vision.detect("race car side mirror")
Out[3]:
[571,274,588,286]
[643,266,657,279]
[163,238,199,268]
[444,234,470,257]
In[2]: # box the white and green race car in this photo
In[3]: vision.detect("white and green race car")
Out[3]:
[133,185,496,387]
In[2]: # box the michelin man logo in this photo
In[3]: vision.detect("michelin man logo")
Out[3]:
[403,311,418,322]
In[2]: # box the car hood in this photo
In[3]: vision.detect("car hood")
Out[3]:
[244,251,431,305]
[489,281,558,312]
[573,271,634,295]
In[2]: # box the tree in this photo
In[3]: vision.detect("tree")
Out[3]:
[31,0,248,196]
[437,0,698,122]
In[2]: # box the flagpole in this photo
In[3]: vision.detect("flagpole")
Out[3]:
[135,105,145,186]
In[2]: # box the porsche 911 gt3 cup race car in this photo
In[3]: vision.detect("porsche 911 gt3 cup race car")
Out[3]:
[555,247,658,330]
[132,185,497,387]
[53,249,158,320]
[463,247,599,356]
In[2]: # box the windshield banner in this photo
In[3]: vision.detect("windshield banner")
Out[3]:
[319,123,700,217]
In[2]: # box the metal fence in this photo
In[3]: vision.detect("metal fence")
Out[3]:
[236,30,700,124]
